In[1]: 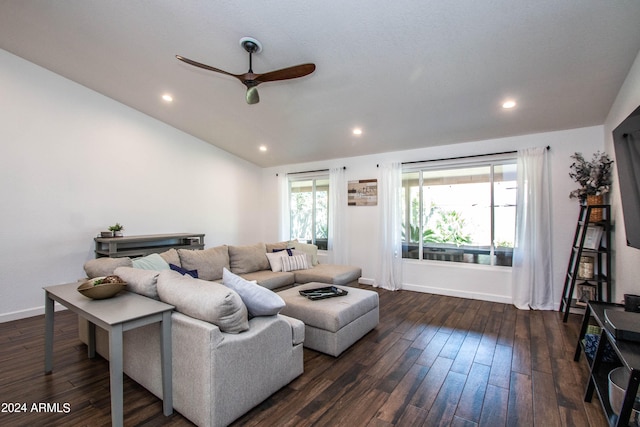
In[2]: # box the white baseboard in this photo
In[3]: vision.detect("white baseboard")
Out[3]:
[358,277,375,286]
[0,303,67,323]
[402,283,512,305]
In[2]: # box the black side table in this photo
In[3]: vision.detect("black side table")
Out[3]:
[574,301,640,426]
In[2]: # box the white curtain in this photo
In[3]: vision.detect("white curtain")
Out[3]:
[376,162,403,291]
[328,167,347,264]
[512,147,553,310]
[277,173,290,242]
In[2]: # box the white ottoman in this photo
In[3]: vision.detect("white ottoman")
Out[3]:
[278,282,379,357]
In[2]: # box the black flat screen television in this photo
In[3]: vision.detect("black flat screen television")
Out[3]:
[612,104,640,249]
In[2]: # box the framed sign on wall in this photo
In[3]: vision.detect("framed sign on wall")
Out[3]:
[348,179,377,206]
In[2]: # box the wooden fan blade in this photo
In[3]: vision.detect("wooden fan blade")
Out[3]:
[255,63,316,83]
[175,55,243,81]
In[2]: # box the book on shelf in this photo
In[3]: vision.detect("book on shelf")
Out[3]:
[583,225,604,250]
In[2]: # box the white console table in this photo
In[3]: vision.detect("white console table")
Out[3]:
[44,282,174,427]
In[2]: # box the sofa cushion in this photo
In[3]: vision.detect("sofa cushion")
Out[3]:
[84,257,133,278]
[132,253,170,271]
[158,248,180,266]
[157,270,248,333]
[239,270,296,291]
[281,254,310,272]
[222,268,285,317]
[228,242,270,274]
[114,266,160,300]
[293,263,362,285]
[178,245,229,281]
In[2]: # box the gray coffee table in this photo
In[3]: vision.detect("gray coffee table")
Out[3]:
[44,282,174,427]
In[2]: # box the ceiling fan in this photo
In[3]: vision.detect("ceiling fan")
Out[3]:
[176,37,316,105]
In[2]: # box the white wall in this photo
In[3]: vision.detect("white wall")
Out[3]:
[0,50,263,321]
[4,44,633,321]
[604,49,640,304]
[261,126,604,305]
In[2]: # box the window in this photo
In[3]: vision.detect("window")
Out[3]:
[289,176,329,250]
[401,158,517,266]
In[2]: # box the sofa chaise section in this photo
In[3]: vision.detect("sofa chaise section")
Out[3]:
[78,268,305,427]
[124,312,304,427]
[293,263,362,286]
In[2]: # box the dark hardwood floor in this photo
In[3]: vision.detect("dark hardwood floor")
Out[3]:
[0,285,608,426]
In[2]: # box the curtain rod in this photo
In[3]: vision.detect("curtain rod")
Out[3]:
[377,146,550,167]
[276,166,345,177]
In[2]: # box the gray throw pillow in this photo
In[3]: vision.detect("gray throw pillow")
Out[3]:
[228,242,270,274]
[156,270,248,333]
[114,266,160,300]
[177,246,229,281]
[222,268,285,317]
[158,248,180,266]
[84,257,133,278]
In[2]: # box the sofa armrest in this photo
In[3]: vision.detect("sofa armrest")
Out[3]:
[120,311,302,427]
[277,314,305,346]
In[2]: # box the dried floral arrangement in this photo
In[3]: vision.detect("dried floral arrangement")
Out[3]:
[569,151,614,201]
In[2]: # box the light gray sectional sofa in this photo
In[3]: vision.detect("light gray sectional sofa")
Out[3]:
[83,240,362,291]
[79,240,362,427]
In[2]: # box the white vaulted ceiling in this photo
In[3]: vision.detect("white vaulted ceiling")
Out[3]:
[1,1,640,167]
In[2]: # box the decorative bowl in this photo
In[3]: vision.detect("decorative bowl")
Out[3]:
[608,367,640,421]
[77,276,126,299]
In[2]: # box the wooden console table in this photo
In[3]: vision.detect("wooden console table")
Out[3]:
[574,301,640,426]
[44,283,174,427]
[94,233,205,258]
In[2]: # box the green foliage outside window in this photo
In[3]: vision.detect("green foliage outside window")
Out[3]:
[402,206,472,247]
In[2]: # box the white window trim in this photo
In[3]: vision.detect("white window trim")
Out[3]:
[402,154,517,267]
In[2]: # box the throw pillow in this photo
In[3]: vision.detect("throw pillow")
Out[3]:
[132,253,170,270]
[228,242,270,274]
[265,241,290,253]
[292,249,314,267]
[156,270,249,333]
[158,248,180,266]
[281,254,310,272]
[84,257,133,278]
[114,266,160,300]
[291,241,319,266]
[222,268,285,317]
[169,263,198,278]
[177,245,229,281]
[273,248,294,255]
[265,251,289,272]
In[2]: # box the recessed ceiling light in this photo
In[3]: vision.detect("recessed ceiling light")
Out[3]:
[259,145,267,152]
[353,128,363,135]
[162,94,173,102]
[502,100,516,109]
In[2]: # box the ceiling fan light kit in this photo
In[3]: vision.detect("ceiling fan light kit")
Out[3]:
[239,36,262,54]
[176,36,315,105]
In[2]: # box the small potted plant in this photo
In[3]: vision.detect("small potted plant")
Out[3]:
[108,223,125,237]
[569,151,614,221]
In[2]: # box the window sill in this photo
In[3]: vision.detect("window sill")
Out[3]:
[402,257,512,271]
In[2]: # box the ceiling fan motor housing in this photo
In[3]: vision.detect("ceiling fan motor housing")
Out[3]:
[240,37,262,54]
